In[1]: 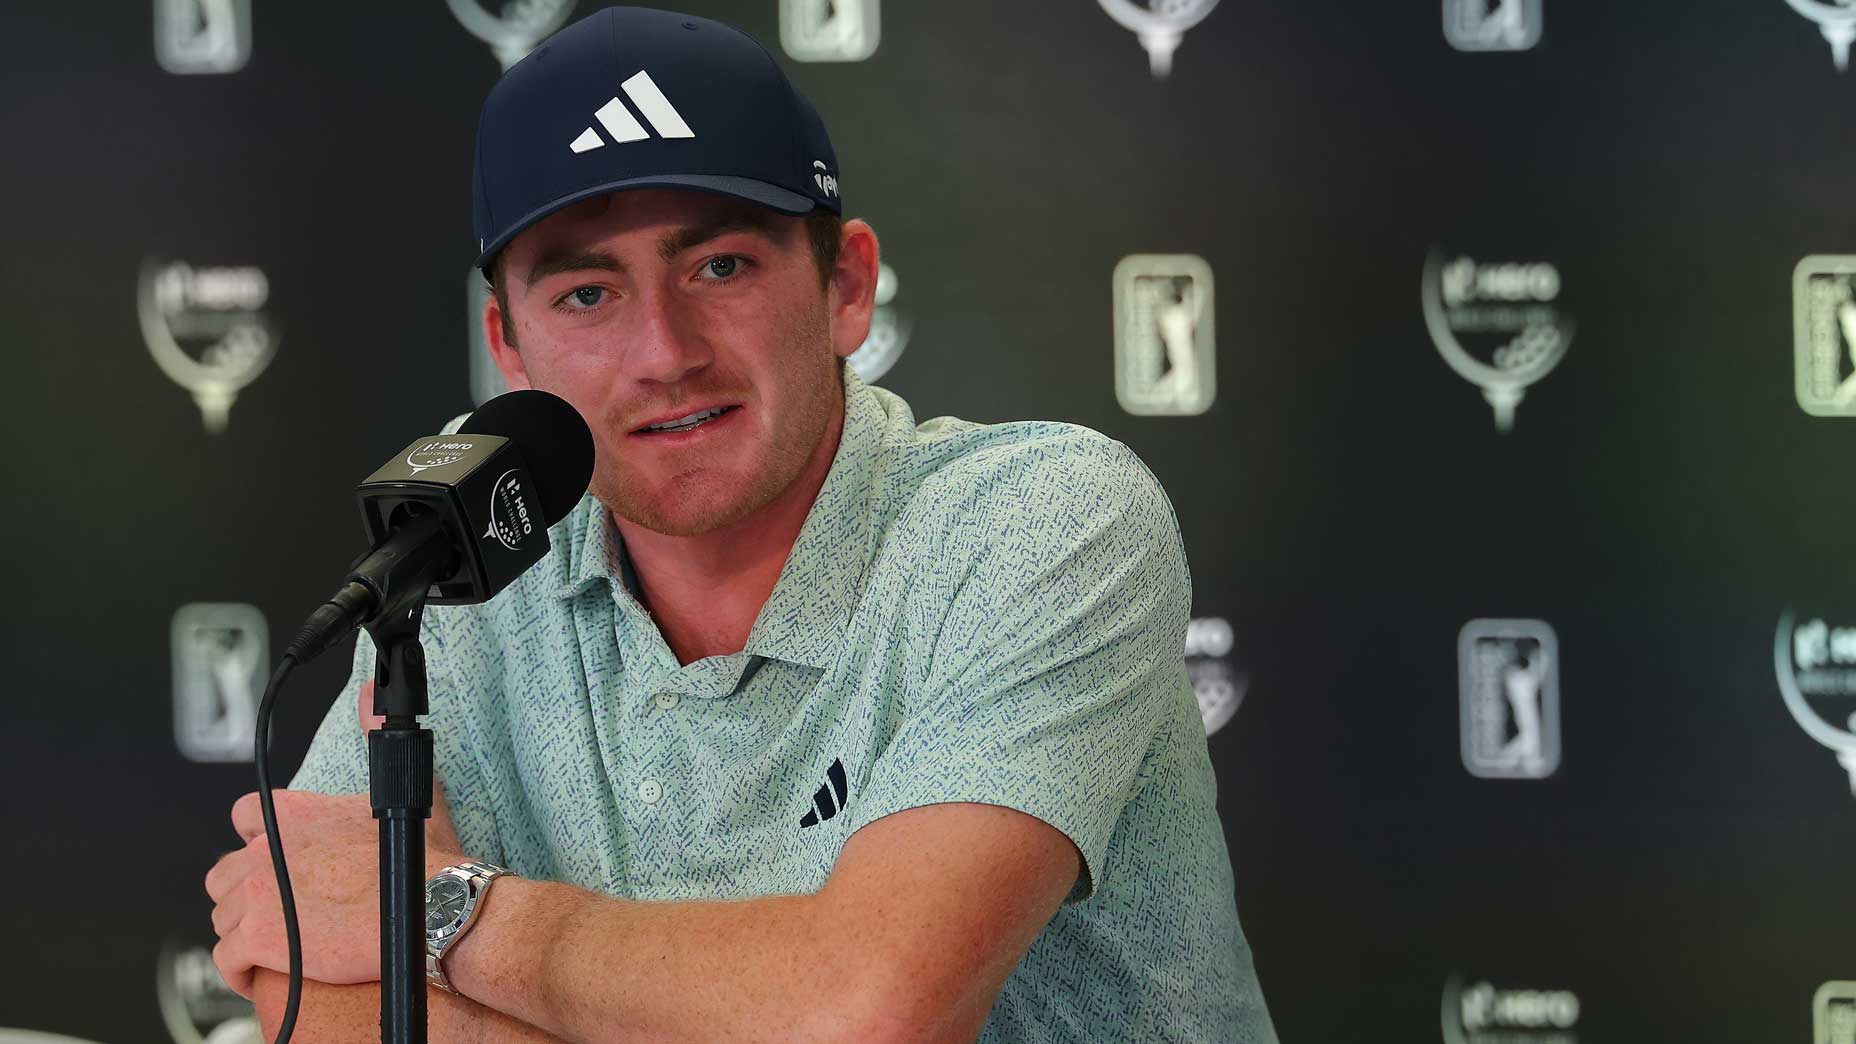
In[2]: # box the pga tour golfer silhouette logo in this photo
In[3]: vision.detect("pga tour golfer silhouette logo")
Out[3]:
[1459,619,1560,779]
[1114,254,1216,417]
[781,0,881,62]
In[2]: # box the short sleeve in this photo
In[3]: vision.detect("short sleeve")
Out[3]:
[287,614,505,866]
[845,431,1193,903]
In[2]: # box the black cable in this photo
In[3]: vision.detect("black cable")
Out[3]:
[254,653,304,1044]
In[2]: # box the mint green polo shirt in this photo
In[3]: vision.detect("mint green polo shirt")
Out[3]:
[291,366,1276,1042]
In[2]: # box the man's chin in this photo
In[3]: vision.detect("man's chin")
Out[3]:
[605,476,771,538]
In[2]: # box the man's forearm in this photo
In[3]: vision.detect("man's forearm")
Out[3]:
[444,879,902,1044]
[253,968,571,1044]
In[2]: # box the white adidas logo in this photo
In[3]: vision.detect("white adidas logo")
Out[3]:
[570,70,694,153]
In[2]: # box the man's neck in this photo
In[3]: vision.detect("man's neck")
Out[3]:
[611,400,846,667]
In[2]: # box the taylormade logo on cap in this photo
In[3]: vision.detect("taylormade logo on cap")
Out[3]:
[569,69,695,153]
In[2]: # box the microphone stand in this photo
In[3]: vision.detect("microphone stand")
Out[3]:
[357,515,457,1044]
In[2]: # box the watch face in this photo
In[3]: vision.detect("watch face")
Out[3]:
[426,876,470,933]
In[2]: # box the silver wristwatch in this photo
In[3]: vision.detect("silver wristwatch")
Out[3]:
[424,860,514,996]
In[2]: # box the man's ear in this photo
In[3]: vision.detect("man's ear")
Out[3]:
[484,288,533,392]
[829,219,881,362]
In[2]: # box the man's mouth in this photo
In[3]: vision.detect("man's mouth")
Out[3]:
[632,404,740,435]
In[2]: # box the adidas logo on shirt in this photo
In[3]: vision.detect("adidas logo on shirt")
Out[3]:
[798,757,848,828]
[570,70,694,153]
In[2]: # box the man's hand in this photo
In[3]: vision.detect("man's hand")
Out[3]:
[206,680,466,998]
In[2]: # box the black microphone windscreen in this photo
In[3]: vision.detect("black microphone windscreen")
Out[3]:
[459,389,594,525]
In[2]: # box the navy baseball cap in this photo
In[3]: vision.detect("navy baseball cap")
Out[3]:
[471,6,843,280]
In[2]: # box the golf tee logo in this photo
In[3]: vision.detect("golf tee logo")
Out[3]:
[570,70,696,153]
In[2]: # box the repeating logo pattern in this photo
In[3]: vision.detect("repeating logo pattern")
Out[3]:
[446,0,577,71]
[170,603,266,763]
[1784,0,1856,71]
[1793,255,1856,416]
[1096,0,1223,78]
[1114,254,1216,416]
[781,0,881,63]
[137,259,278,434]
[1422,251,1572,431]
[154,0,251,74]
[1442,0,1543,52]
[1458,619,1560,779]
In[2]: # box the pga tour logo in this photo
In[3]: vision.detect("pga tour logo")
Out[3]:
[1443,973,1581,1044]
[154,0,251,74]
[1775,608,1856,793]
[781,0,881,63]
[1443,0,1543,52]
[1422,251,1572,432]
[171,603,267,764]
[1793,256,1856,416]
[485,469,536,550]
[1459,619,1560,779]
[1186,616,1246,736]
[1113,254,1216,417]
[1818,982,1856,1044]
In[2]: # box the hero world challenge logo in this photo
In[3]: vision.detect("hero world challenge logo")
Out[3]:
[485,470,536,550]
[846,262,910,384]
[1186,616,1247,736]
[1443,973,1581,1044]
[1422,251,1572,432]
[1114,254,1216,417]
[1443,0,1543,52]
[1096,0,1223,78]
[1784,0,1856,71]
[781,0,881,63]
[157,938,262,1044]
[406,439,478,476]
[1793,256,1856,416]
[137,259,279,434]
[446,0,576,70]
[1459,618,1560,779]
[1775,608,1856,794]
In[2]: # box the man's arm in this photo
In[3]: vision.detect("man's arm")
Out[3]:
[433,801,1079,1044]
[253,970,571,1044]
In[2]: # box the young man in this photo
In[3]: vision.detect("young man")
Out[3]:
[203,7,1275,1042]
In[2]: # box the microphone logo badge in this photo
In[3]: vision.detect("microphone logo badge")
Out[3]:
[484,469,537,550]
[1793,256,1856,416]
[1458,619,1560,780]
[1442,0,1543,53]
[1817,982,1856,1044]
[154,0,251,75]
[1784,0,1856,71]
[156,938,259,1043]
[446,0,577,71]
[1096,0,1222,78]
[406,440,479,475]
[171,603,267,764]
[780,0,881,63]
[1775,608,1856,794]
[1186,616,1247,737]
[1441,973,1582,1044]
[1423,251,1572,432]
[138,259,278,434]
[847,263,910,384]
[1114,254,1216,417]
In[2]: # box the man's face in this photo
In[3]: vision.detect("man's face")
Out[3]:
[485,188,870,537]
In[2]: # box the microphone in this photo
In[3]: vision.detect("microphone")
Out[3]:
[286,389,595,665]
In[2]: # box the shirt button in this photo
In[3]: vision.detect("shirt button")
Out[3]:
[637,778,663,804]
[654,692,680,710]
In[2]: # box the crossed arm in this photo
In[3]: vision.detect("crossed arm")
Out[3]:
[253,799,1080,1044]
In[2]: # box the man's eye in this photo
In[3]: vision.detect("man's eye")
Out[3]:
[555,286,605,311]
[705,256,747,280]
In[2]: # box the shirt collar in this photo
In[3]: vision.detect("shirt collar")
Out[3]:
[549,365,887,673]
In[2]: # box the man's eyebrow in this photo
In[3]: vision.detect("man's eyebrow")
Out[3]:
[521,210,784,297]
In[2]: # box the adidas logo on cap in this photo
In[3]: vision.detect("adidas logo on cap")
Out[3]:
[570,70,694,153]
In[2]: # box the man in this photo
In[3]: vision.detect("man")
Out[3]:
[203,7,1275,1042]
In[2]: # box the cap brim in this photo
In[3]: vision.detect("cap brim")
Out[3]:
[475,174,821,276]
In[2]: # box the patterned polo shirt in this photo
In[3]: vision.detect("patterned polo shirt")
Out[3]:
[290,365,1277,1043]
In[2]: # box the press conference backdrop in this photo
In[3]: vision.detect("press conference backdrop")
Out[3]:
[4,1,1855,1041]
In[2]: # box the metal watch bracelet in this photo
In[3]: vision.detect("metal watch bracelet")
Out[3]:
[426,860,513,996]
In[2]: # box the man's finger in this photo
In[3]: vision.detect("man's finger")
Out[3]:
[212,937,256,1001]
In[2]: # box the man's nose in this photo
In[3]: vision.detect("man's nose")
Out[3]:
[624,292,712,384]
